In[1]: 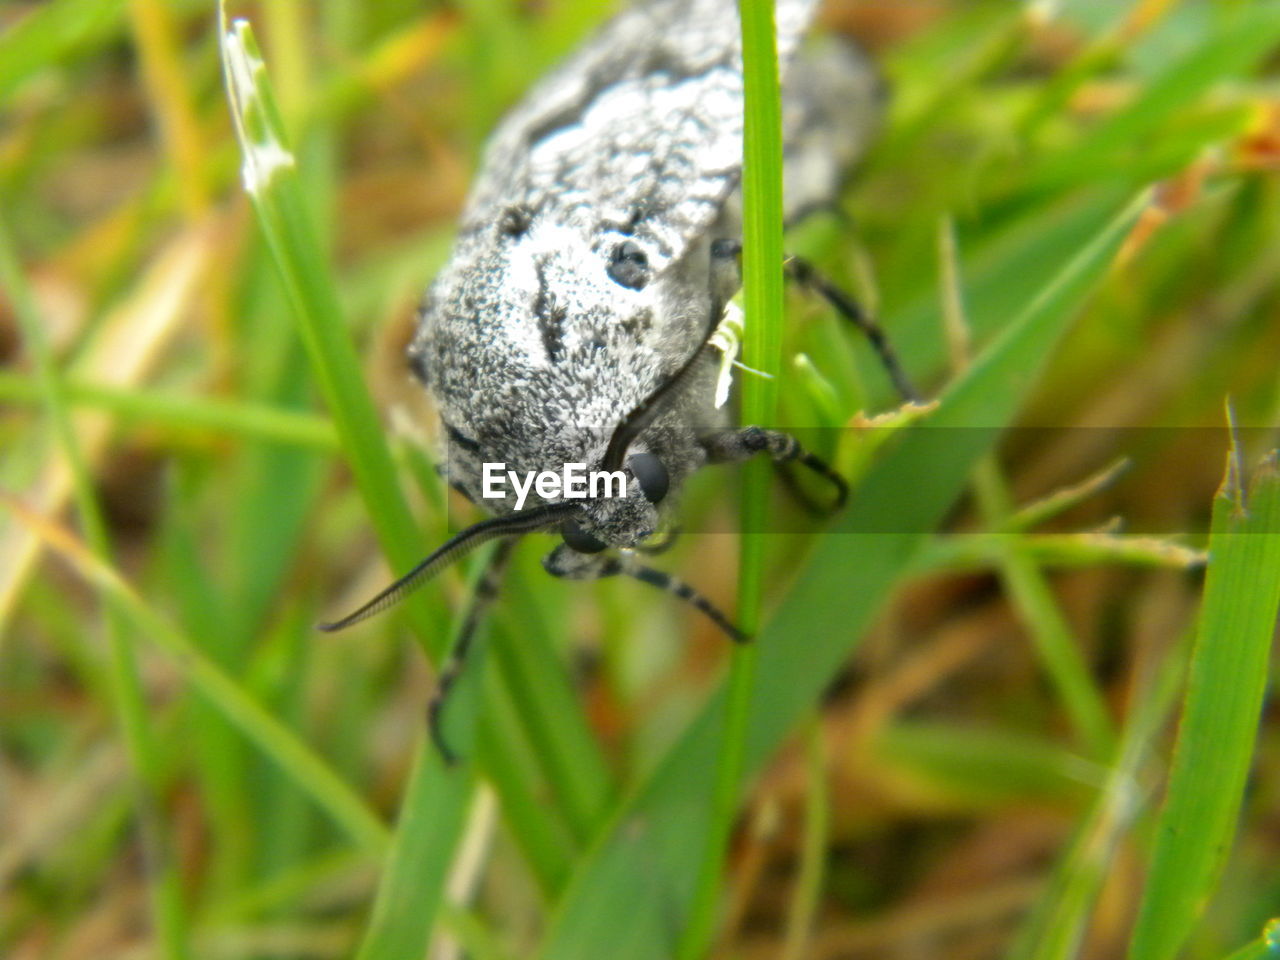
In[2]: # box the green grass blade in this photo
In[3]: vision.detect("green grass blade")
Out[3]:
[219,11,472,951]
[218,4,612,806]
[1026,5,1280,192]
[1128,449,1280,960]
[677,2,784,955]
[972,459,1115,759]
[734,0,787,601]
[354,543,498,960]
[914,532,1206,575]
[782,720,829,960]
[493,573,614,843]
[354,743,476,960]
[0,372,339,450]
[873,722,1102,808]
[539,191,1150,960]
[219,12,433,619]
[0,0,126,102]
[474,686,581,893]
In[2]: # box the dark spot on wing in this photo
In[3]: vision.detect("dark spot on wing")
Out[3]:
[607,240,650,290]
[407,348,430,386]
[441,418,481,455]
[636,46,732,85]
[534,258,567,362]
[499,205,532,238]
[599,204,649,240]
[525,100,587,149]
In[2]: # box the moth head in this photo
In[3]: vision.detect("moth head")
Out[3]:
[555,305,720,556]
[561,451,669,553]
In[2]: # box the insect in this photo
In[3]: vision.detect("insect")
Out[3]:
[320,0,919,760]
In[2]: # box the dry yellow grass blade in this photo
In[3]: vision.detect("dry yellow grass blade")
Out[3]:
[128,0,210,220]
[0,223,215,637]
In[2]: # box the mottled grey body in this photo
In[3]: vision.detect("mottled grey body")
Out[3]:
[408,0,883,550]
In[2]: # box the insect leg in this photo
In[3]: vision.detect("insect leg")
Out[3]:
[771,459,836,518]
[542,544,745,642]
[709,240,918,403]
[429,538,516,764]
[702,425,849,511]
[783,254,920,403]
[623,559,746,642]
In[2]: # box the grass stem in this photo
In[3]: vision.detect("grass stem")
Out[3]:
[678,2,784,955]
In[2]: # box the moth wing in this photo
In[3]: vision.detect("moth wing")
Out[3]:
[462,0,821,277]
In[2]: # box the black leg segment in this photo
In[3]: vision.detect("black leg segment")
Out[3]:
[542,543,746,642]
[784,253,920,403]
[702,425,849,511]
[706,241,919,404]
[627,563,747,642]
[428,539,516,764]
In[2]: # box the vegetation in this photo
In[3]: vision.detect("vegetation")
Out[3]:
[2,1,1279,958]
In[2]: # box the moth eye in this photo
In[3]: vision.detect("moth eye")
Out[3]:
[628,452,669,504]
[607,240,650,290]
[499,206,532,238]
[710,238,741,259]
[561,518,608,554]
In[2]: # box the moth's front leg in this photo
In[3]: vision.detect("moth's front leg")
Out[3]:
[701,426,849,511]
[541,543,623,582]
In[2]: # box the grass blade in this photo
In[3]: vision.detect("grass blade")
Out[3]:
[1009,630,1187,960]
[0,372,338,450]
[1128,447,1280,960]
[219,11,431,614]
[677,2,784,955]
[972,459,1115,759]
[355,543,497,960]
[354,735,476,960]
[219,11,472,952]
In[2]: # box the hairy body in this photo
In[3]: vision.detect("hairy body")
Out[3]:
[321,3,908,745]
[409,0,883,550]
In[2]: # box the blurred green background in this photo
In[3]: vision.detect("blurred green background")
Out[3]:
[3,1,1280,958]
